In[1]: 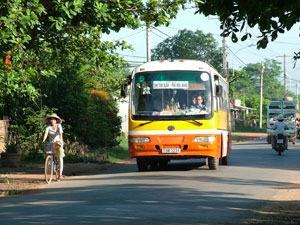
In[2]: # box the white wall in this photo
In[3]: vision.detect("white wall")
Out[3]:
[117,97,129,134]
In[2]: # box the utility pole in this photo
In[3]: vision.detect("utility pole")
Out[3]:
[276,54,292,97]
[259,63,264,129]
[296,83,299,111]
[146,24,151,62]
[284,54,287,97]
[222,35,228,79]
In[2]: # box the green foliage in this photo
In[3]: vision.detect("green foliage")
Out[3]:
[151,29,223,71]
[84,97,122,148]
[4,142,19,154]
[231,59,285,99]
[108,136,129,162]
[193,1,300,59]
[230,59,294,124]
[1,1,191,161]
[234,126,265,133]
[0,69,39,124]
[17,107,51,155]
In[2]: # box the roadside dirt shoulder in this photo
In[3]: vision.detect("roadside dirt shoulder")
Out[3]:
[0,162,130,198]
[243,179,300,224]
[2,160,300,225]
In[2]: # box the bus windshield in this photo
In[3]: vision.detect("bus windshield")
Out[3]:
[131,71,212,120]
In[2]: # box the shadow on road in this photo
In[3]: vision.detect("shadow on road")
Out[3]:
[71,160,207,176]
[0,183,299,225]
[231,143,300,171]
[1,142,300,224]
[68,174,293,190]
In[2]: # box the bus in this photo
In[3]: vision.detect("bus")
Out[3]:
[266,99,296,144]
[123,60,231,171]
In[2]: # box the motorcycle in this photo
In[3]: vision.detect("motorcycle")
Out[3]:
[273,133,287,156]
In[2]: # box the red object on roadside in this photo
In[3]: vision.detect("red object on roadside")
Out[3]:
[5,51,12,72]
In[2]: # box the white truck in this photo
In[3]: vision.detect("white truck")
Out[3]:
[267,99,296,144]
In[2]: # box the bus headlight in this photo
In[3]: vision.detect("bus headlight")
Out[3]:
[129,137,150,143]
[194,136,215,143]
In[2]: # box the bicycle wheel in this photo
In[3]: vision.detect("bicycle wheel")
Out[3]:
[45,155,54,184]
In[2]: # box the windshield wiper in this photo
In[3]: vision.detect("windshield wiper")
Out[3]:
[180,116,203,126]
[135,120,155,128]
[185,120,203,126]
[134,116,203,127]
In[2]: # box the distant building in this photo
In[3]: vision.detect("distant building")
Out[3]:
[117,97,129,134]
[0,120,9,153]
[230,99,254,129]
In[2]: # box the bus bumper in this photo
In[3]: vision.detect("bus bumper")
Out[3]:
[128,134,222,159]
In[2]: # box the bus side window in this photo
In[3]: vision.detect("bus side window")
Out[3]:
[216,80,228,111]
[214,74,229,112]
[214,82,220,111]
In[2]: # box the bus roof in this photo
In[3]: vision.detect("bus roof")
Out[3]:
[134,59,222,77]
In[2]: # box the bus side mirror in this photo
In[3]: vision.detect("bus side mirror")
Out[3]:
[120,83,127,98]
[216,85,223,97]
[120,75,132,98]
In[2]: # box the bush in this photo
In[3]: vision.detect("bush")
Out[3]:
[16,107,52,157]
[4,125,21,154]
[83,97,122,149]
[235,125,265,133]
[40,68,122,152]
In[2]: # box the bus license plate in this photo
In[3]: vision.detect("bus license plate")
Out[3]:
[277,139,284,144]
[162,148,181,154]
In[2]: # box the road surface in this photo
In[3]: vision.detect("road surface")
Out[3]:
[1,142,300,225]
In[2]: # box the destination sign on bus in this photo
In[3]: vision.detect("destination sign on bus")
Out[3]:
[153,81,189,90]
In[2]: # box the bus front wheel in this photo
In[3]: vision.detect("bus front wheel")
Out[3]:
[208,157,219,170]
[136,158,148,172]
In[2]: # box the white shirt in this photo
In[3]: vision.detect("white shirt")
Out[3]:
[45,124,63,144]
[273,121,288,134]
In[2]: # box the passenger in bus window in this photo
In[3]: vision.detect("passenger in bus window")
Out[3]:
[160,105,173,115]
[191,95,207,111]
[192,96,197,106]
[169,97,180,111]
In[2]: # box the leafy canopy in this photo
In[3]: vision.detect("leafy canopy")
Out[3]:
[0,0,190,151]
[230,59,290,121]
[194,0,300,59]
[151,29,223,71]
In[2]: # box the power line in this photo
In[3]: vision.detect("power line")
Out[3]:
[151,29,166,40]
[155,26,222,39]
[285,77,300,83]
[118,53,146,59]
[227,47,247,66]
[113,28,145,42]
[264,47,281,56]
[152,27,172,38]
[229,42,265,59]
[156,28,223,63]
[126,60,146,64]
[272,41,299,46]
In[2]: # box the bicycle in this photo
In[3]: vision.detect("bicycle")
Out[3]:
[44,151,60,184]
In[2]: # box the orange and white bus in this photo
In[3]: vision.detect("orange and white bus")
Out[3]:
[124,60,231,171]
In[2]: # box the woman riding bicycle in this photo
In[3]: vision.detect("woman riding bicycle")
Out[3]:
[42,113,65,181]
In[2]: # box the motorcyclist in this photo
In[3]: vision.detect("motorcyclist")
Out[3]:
[296,118,300,139]
[272,114,288,149]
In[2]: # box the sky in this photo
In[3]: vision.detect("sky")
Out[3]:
[103,7,300,93]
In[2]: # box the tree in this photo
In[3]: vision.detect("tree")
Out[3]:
[0,1,190,153]
[193,1,300,59]
[243,60,285,99]
[230,59,289,122]
[151,29,223,71]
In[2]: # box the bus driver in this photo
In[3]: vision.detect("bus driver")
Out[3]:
[191,95,207,111]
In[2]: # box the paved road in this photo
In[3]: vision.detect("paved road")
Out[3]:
[1,142,300,225]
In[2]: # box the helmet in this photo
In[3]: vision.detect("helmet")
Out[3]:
[277,114,284,121]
